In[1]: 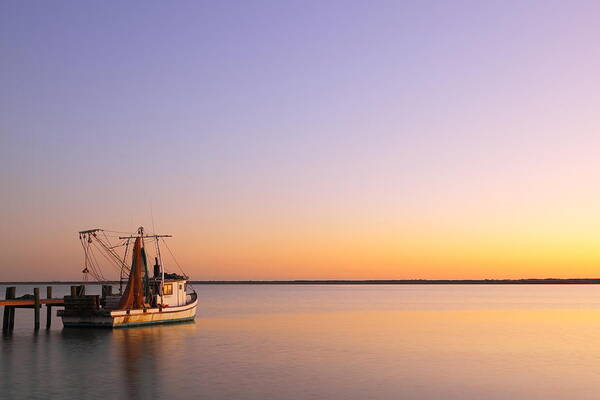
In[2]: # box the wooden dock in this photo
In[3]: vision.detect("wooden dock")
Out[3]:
[1,286,67,332]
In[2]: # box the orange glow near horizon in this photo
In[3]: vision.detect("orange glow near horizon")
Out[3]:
[6,200,600,281]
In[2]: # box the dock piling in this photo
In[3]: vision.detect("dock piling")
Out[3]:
[46,286,52,329]
[102,285,113,298]
[3,287,9,331]
[34,288,40,330]
[3,287,15,331]
[7,287,16,331]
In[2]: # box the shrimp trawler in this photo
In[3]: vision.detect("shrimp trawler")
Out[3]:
[58,227,197,328]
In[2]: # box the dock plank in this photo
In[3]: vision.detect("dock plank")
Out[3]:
[0,299,64,307]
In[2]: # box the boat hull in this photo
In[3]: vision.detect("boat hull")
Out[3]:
[61,297,197,328]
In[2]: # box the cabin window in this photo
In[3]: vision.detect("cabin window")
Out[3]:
[163,283,173,295]
[179,284,183,291]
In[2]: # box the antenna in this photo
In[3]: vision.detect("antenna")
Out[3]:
[150,202,156,235]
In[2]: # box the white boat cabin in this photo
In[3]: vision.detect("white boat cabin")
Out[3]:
[158,279,188,307]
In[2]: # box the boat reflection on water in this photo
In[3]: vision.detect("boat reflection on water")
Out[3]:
[112,321,198,399]
[56,321,197,399]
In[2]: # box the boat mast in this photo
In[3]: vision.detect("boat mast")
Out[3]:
[119,229,171,308]
[156,235,165,308]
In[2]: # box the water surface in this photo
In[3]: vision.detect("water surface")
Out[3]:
[2,284,600,399]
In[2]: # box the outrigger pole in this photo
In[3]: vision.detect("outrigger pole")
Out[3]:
[118,235,173,239]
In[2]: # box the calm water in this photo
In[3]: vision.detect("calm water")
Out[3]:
[3,284,600,399]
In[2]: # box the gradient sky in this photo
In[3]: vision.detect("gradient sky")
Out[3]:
[2,1,600,280]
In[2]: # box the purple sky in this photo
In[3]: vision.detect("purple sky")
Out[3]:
[2,1,600,280]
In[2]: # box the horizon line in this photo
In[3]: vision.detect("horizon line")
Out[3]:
[3,278,600,285]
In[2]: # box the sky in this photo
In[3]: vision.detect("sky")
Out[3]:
[2,0,600,281]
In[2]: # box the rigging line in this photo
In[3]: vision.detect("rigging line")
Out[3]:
[87,248,104,282]
[88,243,107,281]
[151,203,156,236]
[90,237,122,270]
[108,242,128,250]
[81,245,103,283]
[96,233,131,272]
[85,250,103,282]
[80,237,101,281]
[93,241,129,277]
[79,236,89,270]
[84,265,102,282]
[103,234,131,239]
[101,231,127,265]
[160,238,195,291]
[103,229,138,234]
[87,264,103,282]
[79,233,104,283]
[85,256,103,282]
[122,239,131,271]
[155,235,164,275]
[90,240,124,275]
[156,239,161,272]
[160,238,186,273]
[102,231,122,252]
